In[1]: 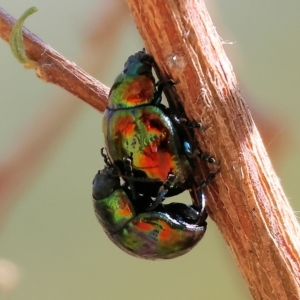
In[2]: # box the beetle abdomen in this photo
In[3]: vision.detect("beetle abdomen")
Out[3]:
[112,210,206,260]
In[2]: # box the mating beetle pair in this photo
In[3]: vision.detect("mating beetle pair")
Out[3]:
[92,50,218,259]
[92,154,209,259]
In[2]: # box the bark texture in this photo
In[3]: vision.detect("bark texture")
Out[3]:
[126,1,300,299]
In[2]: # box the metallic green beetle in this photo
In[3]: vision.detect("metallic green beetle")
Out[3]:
[92,165,208,259]
[102,50,216,209]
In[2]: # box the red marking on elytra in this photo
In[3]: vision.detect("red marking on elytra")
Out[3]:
[124,77,154,105]
[159,226,172,241]
[114,115,135,136]
[118,201,132,217]
[135,221,153,232]
[137,146,174,179]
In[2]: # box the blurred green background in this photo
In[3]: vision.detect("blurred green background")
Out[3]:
[1,1,299,299]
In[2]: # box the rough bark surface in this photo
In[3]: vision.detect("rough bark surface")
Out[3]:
[126,1,300,299]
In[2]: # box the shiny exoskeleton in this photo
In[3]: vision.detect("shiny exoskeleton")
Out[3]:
[92,165,208,260]
[102,50,216,208]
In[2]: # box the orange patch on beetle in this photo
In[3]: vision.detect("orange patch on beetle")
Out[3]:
[124,77,154,105]
[134,221,153,232]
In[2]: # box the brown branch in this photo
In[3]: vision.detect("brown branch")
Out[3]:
[0,7,108,112]
[126,1,300,299]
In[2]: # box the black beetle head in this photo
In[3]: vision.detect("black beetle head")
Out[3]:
[123,50,154,77]
[92,167,120,200]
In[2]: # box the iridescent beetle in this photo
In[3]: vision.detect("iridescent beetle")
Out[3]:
[94,50,218,258]
[102,50,217,209]
[92,159,211,259]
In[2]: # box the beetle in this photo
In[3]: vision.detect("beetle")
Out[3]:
[92,163,209,260]
[102,50,217,209]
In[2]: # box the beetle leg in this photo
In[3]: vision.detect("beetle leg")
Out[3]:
[193,149,220,166]
[193,188,208,225]
[180,137,219,166]
[152,80,174,105]
[101,148,113,167]
[147,173,176,211]
[178,117,207,130]
[189,170,219,224]
[167,202,202,222]
[123,156,139,200]
[182,141,219,166]
[196,170,219,208]
[202,170,220,187]
[151,82,164,105]
[168,113,208,131]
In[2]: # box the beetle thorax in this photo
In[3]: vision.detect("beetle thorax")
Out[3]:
[108,75,155,109]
